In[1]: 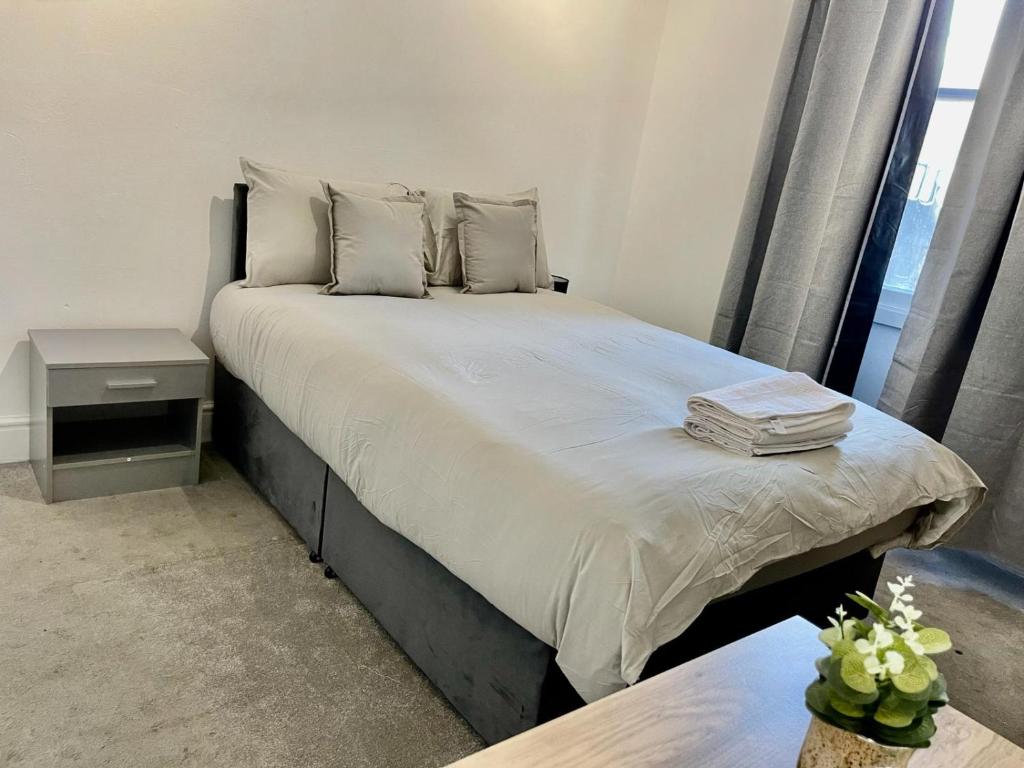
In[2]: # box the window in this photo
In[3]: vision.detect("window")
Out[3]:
[851,0,1006,406]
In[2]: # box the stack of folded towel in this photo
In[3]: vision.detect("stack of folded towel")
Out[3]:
[683,371,855,456]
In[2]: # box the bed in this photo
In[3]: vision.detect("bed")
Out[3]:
[211,184,984,743]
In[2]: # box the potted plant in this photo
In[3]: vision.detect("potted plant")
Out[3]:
[799,575,952,768]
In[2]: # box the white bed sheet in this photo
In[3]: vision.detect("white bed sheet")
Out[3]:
[210,283,984,703]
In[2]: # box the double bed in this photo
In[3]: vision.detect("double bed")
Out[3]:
[210,184,984,743]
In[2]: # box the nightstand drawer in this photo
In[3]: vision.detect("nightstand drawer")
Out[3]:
[48,364,207,407]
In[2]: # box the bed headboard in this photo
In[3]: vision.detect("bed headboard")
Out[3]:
[231,183,248,282]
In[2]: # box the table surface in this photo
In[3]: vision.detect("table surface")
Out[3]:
[28,329,208,369]
[450,617,1024,768]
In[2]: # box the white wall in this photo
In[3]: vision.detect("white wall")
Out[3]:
[0,0,668,461]
[609,0,796,341]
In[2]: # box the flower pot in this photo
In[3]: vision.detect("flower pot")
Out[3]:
[797,716,915,768]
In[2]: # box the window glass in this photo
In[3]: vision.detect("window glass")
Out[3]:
[882,99,973,292]
[880,0,1005,297]
[853,0,1005,407]
[940,0,1005,90]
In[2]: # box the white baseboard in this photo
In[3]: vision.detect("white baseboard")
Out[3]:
[0,415,29,465]
[0,400,214,465]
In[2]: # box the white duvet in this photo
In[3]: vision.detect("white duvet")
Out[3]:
[210,283,984,702]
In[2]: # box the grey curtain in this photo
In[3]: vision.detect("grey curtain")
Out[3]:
[712,0,932,378]
[878,1,1024,576]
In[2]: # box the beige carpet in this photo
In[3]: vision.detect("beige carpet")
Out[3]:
[2,451,1020,767]
[0,453,483,768]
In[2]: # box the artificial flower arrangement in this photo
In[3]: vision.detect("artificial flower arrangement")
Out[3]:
[805,575,952,749]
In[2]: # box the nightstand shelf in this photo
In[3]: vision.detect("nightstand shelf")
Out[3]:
[53,444,195,469]
[29,329,209,503]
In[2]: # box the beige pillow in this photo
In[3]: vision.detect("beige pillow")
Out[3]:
[454,193,538,295]
[320,186,429,299]
[240,157,407,287]
[416,186,551,289]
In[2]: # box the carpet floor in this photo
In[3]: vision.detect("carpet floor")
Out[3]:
[2,451,1021,767]
[0,453,483,768]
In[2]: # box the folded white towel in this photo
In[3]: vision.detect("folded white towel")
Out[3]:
[688,412,854,447]
[683,372,855,456]
[683,417,849,456]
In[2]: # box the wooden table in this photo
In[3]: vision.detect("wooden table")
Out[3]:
[449,617,1024,767]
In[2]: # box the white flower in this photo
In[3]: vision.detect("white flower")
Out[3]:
[873,625,894,648]
[861,648,906,680]
[863,654,882,675]
[902,604,923,623]
[888,575,924,624]
[854,625,894,657]
[901,628,926,656]
[861,574,934,667]
[822,605,854,646]
[826,605,850,637]
[883,650,905,675]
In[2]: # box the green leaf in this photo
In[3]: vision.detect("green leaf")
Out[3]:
[805,681,865,734]
[873,691,919,728]
[829,690,867,718]
[830,638,857,661]
[928,673,949,706]
[818,626,842,649]
[840,653,878,695]
[818,618,860,649]
[827,659,879,705]
[805,679,832,716]
[884,639,933,700]
[919,654,939,682]
[892,656,931,696]
[815,655,831,678]
[873,714,937,749]
[846,591,891,623]
[916,627,952,654]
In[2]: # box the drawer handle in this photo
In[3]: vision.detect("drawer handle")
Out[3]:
[106,378,158,390]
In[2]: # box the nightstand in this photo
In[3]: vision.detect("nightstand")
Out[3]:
[28,329,209,503]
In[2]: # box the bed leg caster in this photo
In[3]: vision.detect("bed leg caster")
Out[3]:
[309,551,323,564]
[323,565,336,580]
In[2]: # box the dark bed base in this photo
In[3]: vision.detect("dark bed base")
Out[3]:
[322,466,884,742]
[213,362,327,557]
[211,362,885,744]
